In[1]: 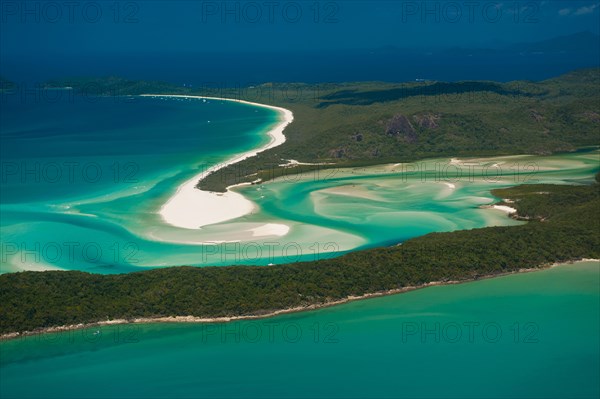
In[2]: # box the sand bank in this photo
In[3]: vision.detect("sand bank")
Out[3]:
[492,205,518,214]
[140,94,293,229]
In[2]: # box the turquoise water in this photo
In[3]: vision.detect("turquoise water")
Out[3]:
[0,94,274,203]
[0,94,279,272]
[242,150,599,248]
[1,95,599,273]
[1,260,598,398]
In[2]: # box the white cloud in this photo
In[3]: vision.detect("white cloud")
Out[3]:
[574,3,599,15]
[558,8,572,16]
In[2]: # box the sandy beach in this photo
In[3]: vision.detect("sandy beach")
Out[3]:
[140,94,294,229]
[492,204,518,214]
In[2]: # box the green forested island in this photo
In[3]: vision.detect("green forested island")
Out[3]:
[1,178,598,335]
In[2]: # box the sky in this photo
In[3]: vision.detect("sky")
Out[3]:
[1,0,599,56]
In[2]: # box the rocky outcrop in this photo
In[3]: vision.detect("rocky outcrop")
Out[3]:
[529,109,544,122]
[386,114,417,143]
[329,147,347,158]
[352,133,363,142]
[583,111,600,123]
[413,113,440,129]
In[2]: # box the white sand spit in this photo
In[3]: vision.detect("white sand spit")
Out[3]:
[141,94,293,229]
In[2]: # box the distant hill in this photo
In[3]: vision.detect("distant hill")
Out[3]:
[508,31,600,54]
[0,76,15,90]
[199,67,600,191]
[445,31,600,56]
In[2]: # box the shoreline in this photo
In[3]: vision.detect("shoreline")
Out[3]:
[140,94,294,229]
[2,258,597,341]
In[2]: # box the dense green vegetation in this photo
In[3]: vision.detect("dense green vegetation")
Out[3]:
[1,182,598,335]
[43,69,599,192]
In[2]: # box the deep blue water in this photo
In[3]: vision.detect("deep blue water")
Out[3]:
[0,93,273,203]
[2,50,598,87]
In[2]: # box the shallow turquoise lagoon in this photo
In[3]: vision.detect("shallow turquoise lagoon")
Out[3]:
[1,95,598,273]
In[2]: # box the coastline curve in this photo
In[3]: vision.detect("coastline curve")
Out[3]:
[140,94,294,229]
